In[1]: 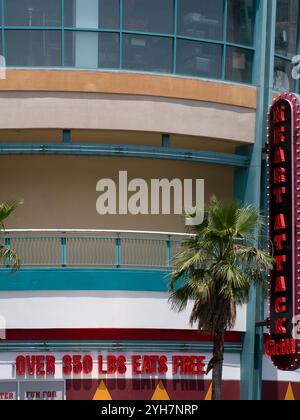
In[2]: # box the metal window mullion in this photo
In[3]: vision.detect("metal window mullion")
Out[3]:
[122,29,173,38]
[226,41,255,51]
[252,0,261,85]
[274,52,294,61]
[119,0,123,69]
[176,34,225,46]
[4,26,60,30]
[61,0,64,67]
[64,27,118,33]
[1,0,5,57]
[172,0,177,74]
[221,0,228,81]
[251,0,260,85]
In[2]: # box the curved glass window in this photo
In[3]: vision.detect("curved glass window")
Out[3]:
[274,0,299,92]
[64,31,120,69]
[124,0,173,34]
[227,0,255,46]
[99,0,120,29]
[177,0,224,41]
[5,30,61,67]
[226,47,253,84]
[275,0,298,56]
[5,0,61,27]
[176,39,222,79]
[64,0,120,29]
[0,0,257,85]
[274,56,295,92]
[123,34,172,73]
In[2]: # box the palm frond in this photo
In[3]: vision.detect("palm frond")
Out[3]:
[215,262,250,291]
[234,205,264,237]
[234,246,274,269]
[0,245,20,271]
[0,201,22,227]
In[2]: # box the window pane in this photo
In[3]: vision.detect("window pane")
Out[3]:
[99,0,119,29]
[225,46,253,84]
[64,0,99,28]
[4,0,61,27]
[123,34,172,73]
[99,32,119,68]
[65,31,119,69]
[227,0,255,46]
[5,30,61,66]
[276,0,299,56]
[123,0,173,34]
[64,0,76,27]
[274,57,295,92]
[177,0,224,41]
[65,31,98,67]
[176,39,222,78]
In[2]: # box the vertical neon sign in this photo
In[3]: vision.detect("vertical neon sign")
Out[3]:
[266,93,300,370]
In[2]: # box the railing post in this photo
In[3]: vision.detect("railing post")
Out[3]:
[4,236,11,268]
[61,233,67,267]
[166,235,172,268]
[115,234,121,268]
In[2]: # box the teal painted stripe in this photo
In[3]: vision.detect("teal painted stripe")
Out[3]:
[0,340,242,353]
[0,268,172,292]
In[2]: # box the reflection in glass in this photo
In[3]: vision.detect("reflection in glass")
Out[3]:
[5,30,61,67]
[66,0,99,29]
[123,0,173,34]
[99,33,119,68]
[4,0,61,27]
[123,34,172,73]
[65,31,98,68]
[226,47,253,84]
[65,31,119,69]
[99,0,119,29]
[274,57,295,92]
[177,0,224,41]
[275,0,299,56]
[227,0,255,46]
[176,39,222,79]
[65,0,120,29]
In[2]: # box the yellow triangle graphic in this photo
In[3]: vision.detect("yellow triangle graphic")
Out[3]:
[92,380,113,400]
[205,383,212,400]
[285,383,295,401]
[151,381,170,400]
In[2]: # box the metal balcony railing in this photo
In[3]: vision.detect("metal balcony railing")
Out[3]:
[0,230,188,270]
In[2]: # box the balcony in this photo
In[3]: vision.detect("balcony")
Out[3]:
[0,230,186,292]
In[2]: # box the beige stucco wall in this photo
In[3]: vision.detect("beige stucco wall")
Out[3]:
[0,156,234,232]
[0,92,255,143]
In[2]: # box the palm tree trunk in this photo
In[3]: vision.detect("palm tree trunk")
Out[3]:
[212,331,225,401]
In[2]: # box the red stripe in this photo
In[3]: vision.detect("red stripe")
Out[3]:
[4,329,242,342]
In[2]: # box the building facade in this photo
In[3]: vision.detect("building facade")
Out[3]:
[0,0,299,400]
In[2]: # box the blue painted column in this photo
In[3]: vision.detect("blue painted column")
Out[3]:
[235,0,277,401]
[63,129,72,143]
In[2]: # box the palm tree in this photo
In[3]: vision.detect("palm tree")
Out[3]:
[169,198,273,401]
[0,201,20,270]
